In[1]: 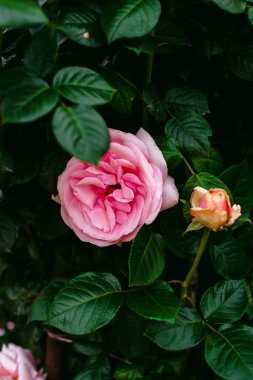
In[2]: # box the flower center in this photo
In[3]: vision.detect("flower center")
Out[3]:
[105,183,121,195]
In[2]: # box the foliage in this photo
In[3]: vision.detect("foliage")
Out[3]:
[0,0,253,379]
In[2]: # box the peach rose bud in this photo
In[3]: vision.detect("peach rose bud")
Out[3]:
[186,186,241,232]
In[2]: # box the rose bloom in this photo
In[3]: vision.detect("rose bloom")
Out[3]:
[54,128,179,246]
[0,343,46,380]
[188,186,241,231]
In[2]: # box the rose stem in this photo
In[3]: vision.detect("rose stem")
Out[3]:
[143,29,155,132]
[181,228,211,301]
[46,332,67,380]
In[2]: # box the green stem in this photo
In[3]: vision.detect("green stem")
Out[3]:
[143,30,155,131]
[182,156,196,176]
[181,228,211,301]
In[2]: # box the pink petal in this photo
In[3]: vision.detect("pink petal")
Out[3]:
[160,176,179,211]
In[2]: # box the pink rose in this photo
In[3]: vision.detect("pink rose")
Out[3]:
[0,343,46,380]
[54,128,179,246]
[188,186,241,231]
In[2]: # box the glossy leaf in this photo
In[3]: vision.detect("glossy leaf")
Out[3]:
[23,28,58,78]
[114,363,145,380]
[155,137,183,172]
[74,356,110,380]
[47,272,123,335]
[228,44,253,81]
[143,84,167,123]
[0,0,48,27]
[164,87,209,115]
[2,79,59,123]
[126,281,180,322]
[52,105,109,165]
[145,308,205,350]
[0,67,31,96]
[29,280,65,322]
[205,325,253,380]
[212,0,246,14]
[165,110,211,156]
[128,225,164,287]
[53,67,115,105]
[210,235,248,279]
[192,146,223,176]
[101,0,161,43]
[56,7,106,47]
[200,280,248,324]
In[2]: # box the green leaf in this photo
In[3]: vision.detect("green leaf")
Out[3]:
[165,110,211,157]
[52,105,110,165]
[101,0,161,44]
[126,281,180,323]
[220,161,253,217]
[191,146,223,176]
[160,207,201,258]
[0,213,16,253]
[210,235,248,279]
[164,87,209,115]
[56,7,106,47]
[125,34,157,55]
[74,356,110,380]
[200,280,248,324]
[2,79,59,123]
[53,67,115,106]
[212,0,246,14]
[23,28,58,78]
[117,311,150,359]
[205,325,253,380]
[114,363,145,380]
[155,137,183,172]
[228,43,253,81]
[0,67,31,96]
[48,272,123,335]
[104,70,137,114]
[128,225,165,287]
[145,308,205,350]
[29,280,65,322]
[143,84,167,123]
[0,0,48,27]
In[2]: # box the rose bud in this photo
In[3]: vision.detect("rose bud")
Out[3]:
[0,343,46,379]
[187,186,241,231]
[54,128,179,247]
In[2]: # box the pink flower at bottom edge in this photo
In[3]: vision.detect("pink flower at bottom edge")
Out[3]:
[54,128,179,247]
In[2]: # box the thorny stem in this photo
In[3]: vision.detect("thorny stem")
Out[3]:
[181,228,211,301]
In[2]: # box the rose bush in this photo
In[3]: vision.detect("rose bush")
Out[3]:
[0,343,46,380]
[188,187,241,230]
[54,128,178,246]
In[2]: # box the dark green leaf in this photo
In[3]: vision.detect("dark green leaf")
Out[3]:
[0,213,16,253]
[143,84,167,123]
[192,146,223,176]
[200,280,248,324]
[205,325,253,380]
[165,111,211,157]
[74,331,104,356]
[29,280,65,322]
[117,311,150,359]
[2,79,59,123]
[48,272,123,335]
[228,44,253,81]
[220,161,253,217]
[0,67,31,96]
[126,281,180,322]
[101,0,161,43]
[212,0,246,14]
[160,207,201,258]
[0,0,48,27]
[52,105,110,165]
[23,28,58,78]
[74,356,110,380]
[155,136,183,172]
[114,363,145,380]
[125,34,157,55]
[210,235,248,279]
[53,66,115,105]
[56,7,106,47]
[128,225,165,287]
[164,87,209,115]
[145,308,205,350]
